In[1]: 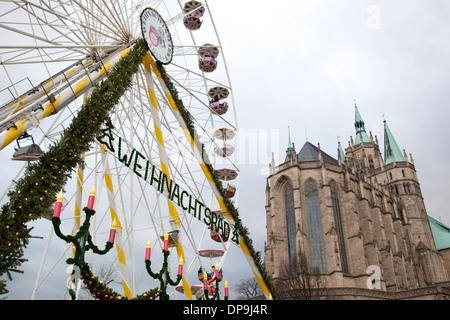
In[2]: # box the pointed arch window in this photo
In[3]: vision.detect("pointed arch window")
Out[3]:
[330,183,349,274]
[284,183,297,270]
[305,180,327,273]
[368,155,374,170]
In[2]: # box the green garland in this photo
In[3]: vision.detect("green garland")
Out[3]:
[0,39,148,295]
[80,266,160,300]
[154,61,279,300]
[145,251,182,300]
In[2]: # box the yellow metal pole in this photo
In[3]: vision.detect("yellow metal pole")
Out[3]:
[143,54,193,300]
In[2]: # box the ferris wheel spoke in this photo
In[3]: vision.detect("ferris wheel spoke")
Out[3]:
[0,22,62,47]
[0,41,91,66]
[81,0,127,40]
[164,70,237,134]
[168,61,230,91]
[0,55,83,65]
[24,0,124,45]
[0,44,124,50]
[102,0,129,36]
[28,2,92,49]
[22,2,88,47]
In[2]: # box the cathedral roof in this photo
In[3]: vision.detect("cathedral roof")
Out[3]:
[428,216,450,251]
[297,142,339,165]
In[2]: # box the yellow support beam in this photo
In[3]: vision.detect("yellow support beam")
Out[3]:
[143,54,193,300]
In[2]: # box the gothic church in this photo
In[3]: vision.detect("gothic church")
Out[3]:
[264,105,450,299]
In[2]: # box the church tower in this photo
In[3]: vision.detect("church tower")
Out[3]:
[344,103,384,180]
[378,119,448,285]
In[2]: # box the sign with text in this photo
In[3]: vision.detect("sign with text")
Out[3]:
[140,7,174,64]
[97,121,239,246]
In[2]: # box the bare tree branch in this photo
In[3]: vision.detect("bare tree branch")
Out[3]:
[235,277,263,300]
[274,249,326,300]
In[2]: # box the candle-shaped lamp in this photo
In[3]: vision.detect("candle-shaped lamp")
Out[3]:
[214,262,220,278]
[53,190,64,218]
[203,271,208,290]
[224,280,229,298]
[109,218,118,244]
[163,231,169,251]
[178,257,183,276]
[145,238,152,261]
[87,185,96,210]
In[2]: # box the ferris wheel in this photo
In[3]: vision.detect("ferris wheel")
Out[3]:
[0,0,274,300]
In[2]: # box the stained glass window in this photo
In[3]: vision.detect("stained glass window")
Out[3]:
[305,180,327,273]
[284,183,297,270]
[368,155,374,170]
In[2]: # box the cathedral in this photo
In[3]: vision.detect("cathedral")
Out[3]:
[264,105,450,299]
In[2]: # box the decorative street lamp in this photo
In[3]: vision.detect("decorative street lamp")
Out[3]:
[202,262,229,300]
[52,187,116,299]
[144,231,183,300]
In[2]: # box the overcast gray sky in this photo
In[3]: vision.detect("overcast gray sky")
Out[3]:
[1,0,450,299]
[214,0,450,296]
[214,0,450,240]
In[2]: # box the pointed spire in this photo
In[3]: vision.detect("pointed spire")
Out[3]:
[286,126,293,156]
[270,152,275,174]
[383,119,405,165]
[338,136,346,165]
[354,101,371,145]
[409,153,414,165]
[288,126,292,147]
